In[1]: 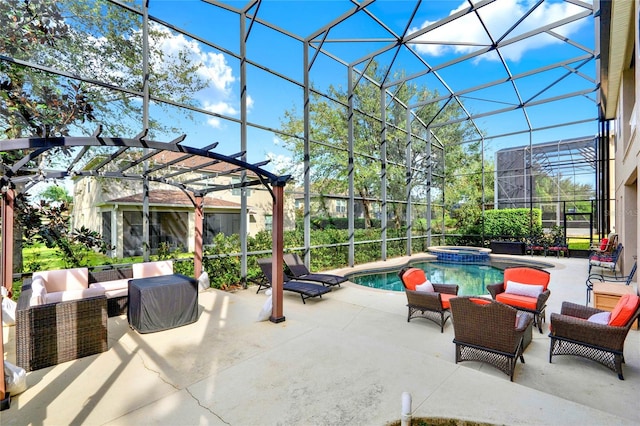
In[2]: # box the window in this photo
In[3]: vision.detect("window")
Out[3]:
[101,211,112,249]
[204,212,241,243]
[264,214,273,231]
[335,199,346,214]
[123,210,188,255]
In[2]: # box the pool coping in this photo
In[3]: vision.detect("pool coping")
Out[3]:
[339,253,554,278]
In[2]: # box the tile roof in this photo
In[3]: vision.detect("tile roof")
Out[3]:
[107,189,242,208]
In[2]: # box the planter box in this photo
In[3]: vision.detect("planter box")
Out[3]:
[569,249,590,259]
[490,241,526,255]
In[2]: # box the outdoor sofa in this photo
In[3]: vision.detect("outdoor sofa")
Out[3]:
[16,261,174,371]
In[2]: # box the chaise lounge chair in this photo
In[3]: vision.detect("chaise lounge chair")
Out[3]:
[282,253,348,287]
[256,258,331,304]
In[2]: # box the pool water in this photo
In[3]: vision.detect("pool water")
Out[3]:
[347,261,504,295]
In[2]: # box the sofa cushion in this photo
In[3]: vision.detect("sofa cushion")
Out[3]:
[415,280,434,293]
[104,288,128,299]
[33,267,89,293]
[400,268,426,291]
[89,279,130,292]
[90,279,130,299]
[45,287,105,304]
[132,261,173,279]
[505,281,544,298]
[609,294,640,327]
[496,293,538,311]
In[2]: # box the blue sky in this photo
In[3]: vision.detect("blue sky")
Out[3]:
[137,0,597,179]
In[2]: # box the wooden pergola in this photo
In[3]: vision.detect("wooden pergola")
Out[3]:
[0,132,291,407]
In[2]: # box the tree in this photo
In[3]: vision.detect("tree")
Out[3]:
[278,61,482,230]
[39,185,73,204]
[0,0,208,138]
[1,0,210,270]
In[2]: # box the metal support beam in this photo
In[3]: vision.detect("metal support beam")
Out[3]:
[194,195,204,279]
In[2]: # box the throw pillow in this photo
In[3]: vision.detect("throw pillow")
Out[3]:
[587,311,611,325]
[504,280,544,298]
[29,278,47,306]
[415,280,434,293]
[609,294,640,327]
[401,268,427,291]
[599,238,608,250]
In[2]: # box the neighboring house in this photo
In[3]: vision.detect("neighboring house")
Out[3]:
[290,188,381,220]
[71,151,294,258]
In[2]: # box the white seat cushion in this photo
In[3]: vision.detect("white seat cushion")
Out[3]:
[89,279,130,292]
[45,287,105,304]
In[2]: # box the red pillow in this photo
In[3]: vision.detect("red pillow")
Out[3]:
[599,238,608,250]
[400,268,426,291]
[608,294,640,327]
[470,297,492,305]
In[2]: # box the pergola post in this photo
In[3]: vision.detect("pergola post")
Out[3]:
[0,187,14,410]
[1,188,14,297]
[194,195,204,279]
[270,183,285,323]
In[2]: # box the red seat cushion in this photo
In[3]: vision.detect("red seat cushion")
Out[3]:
[469,297,492,305]
[440,293,456,309]
[496,293,538,311]
[609,294,640,326]
[400,268,426,291]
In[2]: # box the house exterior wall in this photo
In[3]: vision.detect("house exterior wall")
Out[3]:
[72,176,295,258]
[610,0,639,275]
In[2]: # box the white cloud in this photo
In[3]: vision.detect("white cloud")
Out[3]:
[150,25,238,128]
[266,152,303,184]
[409,0,588,62]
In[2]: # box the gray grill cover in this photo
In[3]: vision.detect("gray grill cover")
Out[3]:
[128,274,198,333]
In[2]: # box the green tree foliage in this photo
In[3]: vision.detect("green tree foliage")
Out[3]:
[278,61,486,232]
[0,0,208,138]
[39,185,73,204]
[1,0,209,272]
[483,208,542,240]
[16,193,113,268]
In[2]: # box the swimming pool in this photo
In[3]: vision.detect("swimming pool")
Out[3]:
[347,261,505,295]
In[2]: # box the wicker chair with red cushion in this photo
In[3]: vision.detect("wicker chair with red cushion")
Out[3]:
[450,296,534,381]
[397,266,459,333]
[487,266,551,333]
[549,294,640,380]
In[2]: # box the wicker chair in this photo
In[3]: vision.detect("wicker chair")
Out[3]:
[450,296,534,381]
[16,280,108,371]
[397,267,459,333]
[487,266,551,333]
[549,297,640,380]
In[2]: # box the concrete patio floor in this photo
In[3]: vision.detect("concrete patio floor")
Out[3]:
[2,254,639,425]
